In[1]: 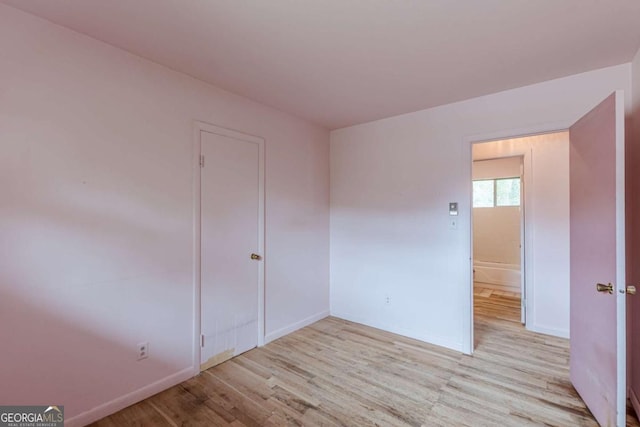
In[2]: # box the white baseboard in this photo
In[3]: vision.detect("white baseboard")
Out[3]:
[527,323,569,339]
[65,367,194,427]
[264,310,329,344]
[68,311,332,426]
[630,387,640,421]
[330,311,464,353]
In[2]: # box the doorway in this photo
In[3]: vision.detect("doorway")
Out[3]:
[467,93,635,426]
[472,155,524,325]
[470,131,571,342]
[193,122,265,372]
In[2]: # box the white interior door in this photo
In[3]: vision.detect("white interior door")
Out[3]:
[200,130,263,371]
[569,91,626,427]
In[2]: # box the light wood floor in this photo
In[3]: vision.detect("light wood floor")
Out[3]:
[474,282,521,324]
[92,295,640,426]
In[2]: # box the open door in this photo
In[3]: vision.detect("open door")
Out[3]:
[569,91,627,427]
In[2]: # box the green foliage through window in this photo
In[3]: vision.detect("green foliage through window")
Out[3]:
[473,178,520,207]
[472,180,494,207]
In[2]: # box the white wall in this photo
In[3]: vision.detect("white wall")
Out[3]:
[330,63,631,353]
[473,205,520,265]
[0,5,329,425]
[472,157,522,267]
[474,134,570,337]
[472,157,521,179]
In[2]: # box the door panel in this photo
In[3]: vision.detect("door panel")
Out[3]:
[200,130,261,370]
[569,91,626,427]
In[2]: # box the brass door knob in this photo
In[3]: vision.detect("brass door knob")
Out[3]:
[596,283,614,294]
[250,253,262,260]
[627,285,637,295]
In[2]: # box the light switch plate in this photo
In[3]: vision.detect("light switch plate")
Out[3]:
[449,202,458,216]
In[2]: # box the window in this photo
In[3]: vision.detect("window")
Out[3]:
[472,180,494,207]
[496,178,520,206]
[473,178,520,207]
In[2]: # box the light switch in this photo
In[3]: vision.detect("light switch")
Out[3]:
[449,202,458,216]
[449,218,458,230]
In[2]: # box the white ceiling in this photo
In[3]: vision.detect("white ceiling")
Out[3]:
[4,0,640,129]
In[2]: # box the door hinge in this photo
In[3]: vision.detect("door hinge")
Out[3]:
[200,334,205,348]
[200,154,205,168]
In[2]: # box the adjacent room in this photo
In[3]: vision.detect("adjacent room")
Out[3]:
[471,132,571,338]
[472,154,524,323]
[2,1,640,426]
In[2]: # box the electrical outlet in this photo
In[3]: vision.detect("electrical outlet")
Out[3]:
[137,342,149,361]
[385,295,390,304]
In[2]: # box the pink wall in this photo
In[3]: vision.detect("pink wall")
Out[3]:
[0,4,329,425]
[629,47,640,416]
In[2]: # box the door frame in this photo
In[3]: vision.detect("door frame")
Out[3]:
[192,121,265,374]
[519,161,526,324]
[462,121,572,355]
[613,90,627,426]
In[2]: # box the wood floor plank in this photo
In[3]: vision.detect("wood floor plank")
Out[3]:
[145,385,233,426]
[90,292,640,426]
[90,400,175,427]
